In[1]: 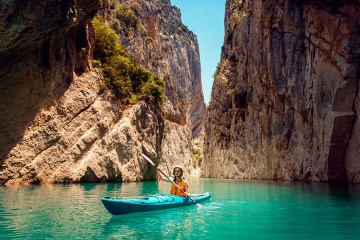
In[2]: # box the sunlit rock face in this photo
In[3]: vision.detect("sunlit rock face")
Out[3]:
[117,0,205,137]
[0,0,205,184]
[204,0,360,183]
[109,0,206,173]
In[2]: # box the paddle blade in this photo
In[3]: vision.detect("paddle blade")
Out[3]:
[196,203,203,208]
[187,196,204,208]
[142,153,156,166]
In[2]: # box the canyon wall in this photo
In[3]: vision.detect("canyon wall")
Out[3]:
[0,0,205,184]
[106,0,206,174]
[204,0,360,183]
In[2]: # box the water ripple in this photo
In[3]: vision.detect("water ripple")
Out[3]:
[1,180,360,239]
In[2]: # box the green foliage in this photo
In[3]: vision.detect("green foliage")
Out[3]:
[229,12,241,29]
[226,88,236,96]
[141,75,166,103]
[229,0,251,29]
[93,16,166,104]
[108,0,146,35]
[192,147,204,167]
[116,3,141,27]
[93,17,127,62]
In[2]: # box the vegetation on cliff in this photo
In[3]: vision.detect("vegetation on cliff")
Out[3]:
[228,0,251,29]
[93,16,166,104]
[192,147,204,167]
[107,1,147,35]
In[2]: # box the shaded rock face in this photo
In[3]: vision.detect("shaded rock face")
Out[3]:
[204,0,360,183]
[107,0,206,173]
[0,0,161,184]
[0,0,102,184]
[0,0,205,184]
[1,71,164,184]
[0,0,99,160]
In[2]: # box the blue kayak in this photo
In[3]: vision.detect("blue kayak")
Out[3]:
[101,192,212,215]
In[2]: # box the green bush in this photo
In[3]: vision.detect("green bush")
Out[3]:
[116,3,140,27]
[108,1,146,34]
[141,75,166,103]
[93,16,166,104]
[93,17,128,60]
[229,12,241,29]
[192,147,204,167]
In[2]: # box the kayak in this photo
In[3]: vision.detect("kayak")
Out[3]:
[101,192,212,215]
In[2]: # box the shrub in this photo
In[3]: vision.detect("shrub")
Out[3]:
[108,0,146,34]
[116,3,139,27]
[229,12,241,29]
[226,88,236,96]
[93,16,166,105]
[93,17,127,61]
[192,147,204,167]
[141,75,166,103]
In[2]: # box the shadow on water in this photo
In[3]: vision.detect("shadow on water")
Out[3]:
[328,183,351,199]
[78,183,99,191]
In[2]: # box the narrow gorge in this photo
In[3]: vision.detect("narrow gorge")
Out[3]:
[1,0,359,185]
[205,0,360,183]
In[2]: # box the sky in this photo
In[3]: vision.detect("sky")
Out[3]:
[171,0,226,105]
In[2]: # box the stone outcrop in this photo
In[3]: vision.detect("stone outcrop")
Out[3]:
[105,0,206,172]
[204,0,360,183]
[0,0,205,184]
[130,0,205,138]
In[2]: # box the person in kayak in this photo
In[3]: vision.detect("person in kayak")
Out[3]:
[157,165,190,197]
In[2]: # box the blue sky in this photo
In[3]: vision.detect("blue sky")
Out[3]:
[171,0,226,105]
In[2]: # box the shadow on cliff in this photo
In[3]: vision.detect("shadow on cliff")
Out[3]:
[0,23,93,168]
[0,45,67,164]
[0,0,100,180]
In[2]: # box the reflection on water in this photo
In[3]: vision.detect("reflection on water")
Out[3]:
[102,204,208,239]
[0,178,360,239]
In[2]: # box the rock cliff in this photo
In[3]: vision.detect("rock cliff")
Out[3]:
[204,0,360,183]
[105,0,206,173]
[0,0,205,184]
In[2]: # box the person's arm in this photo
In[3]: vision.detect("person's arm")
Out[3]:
[157,167,170,182]
[183,180,190,196]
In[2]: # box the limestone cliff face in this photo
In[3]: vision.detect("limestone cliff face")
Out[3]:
[105,0,206,173]
[204,0,360,183]
[0,0,204,184]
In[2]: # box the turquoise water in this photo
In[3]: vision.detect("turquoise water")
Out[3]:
[1,178,360,239]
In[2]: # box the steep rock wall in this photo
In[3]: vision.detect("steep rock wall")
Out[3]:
[0,0,204,184]
[0,0,163,184]
[204,0,360,183]
[106,0,206,173]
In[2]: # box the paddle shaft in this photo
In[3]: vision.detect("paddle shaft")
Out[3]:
[141,153,199,206]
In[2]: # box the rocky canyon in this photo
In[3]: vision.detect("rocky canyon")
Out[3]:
[204,0,360,183]
[1,0,359,185]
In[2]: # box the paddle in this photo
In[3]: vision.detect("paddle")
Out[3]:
[141,153,202,208]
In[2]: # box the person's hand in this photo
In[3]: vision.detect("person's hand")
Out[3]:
[157,167,161,171]
[184,192,190,197]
